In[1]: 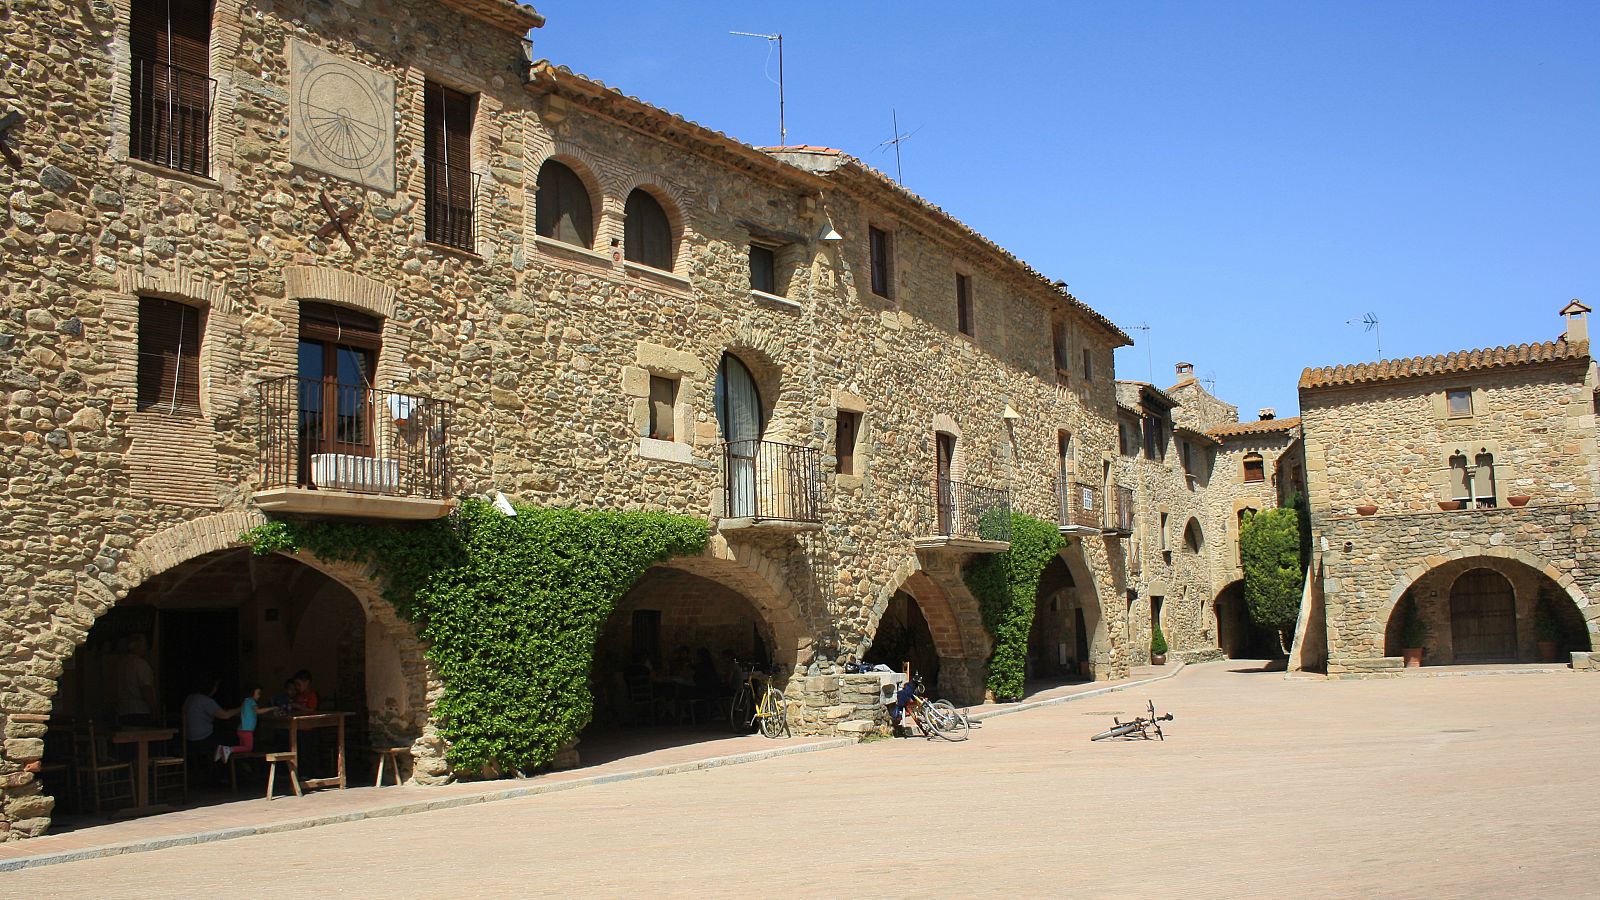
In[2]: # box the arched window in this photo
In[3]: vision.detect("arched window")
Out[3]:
[623,189,673,270]
[1184,518,1204,553]
[717,353,764,518]
[535,160,594,248]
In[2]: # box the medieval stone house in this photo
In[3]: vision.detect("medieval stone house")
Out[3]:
[1294,303,1599,676]
[0,0,1211,838]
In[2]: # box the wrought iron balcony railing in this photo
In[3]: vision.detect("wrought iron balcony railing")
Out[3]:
[927,478,1012,543]
[425,157,478,251]
[1110,484,1136,535]
[722,439,822,524]
[257,376,453,500]
[131,58,215,177]
[1056,477,1102,530]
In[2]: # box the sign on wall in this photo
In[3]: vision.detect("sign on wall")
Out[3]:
[289,40,396,193]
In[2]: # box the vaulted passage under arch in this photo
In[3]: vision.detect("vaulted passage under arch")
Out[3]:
[1030,554,1091,682]
[1384,557,1593,664]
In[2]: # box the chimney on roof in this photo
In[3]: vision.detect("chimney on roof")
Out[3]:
[1562,299,1591,345]
[1258,408,1277,421]
[1175,362,1195,383]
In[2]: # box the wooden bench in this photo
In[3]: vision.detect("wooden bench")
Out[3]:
[265,751,301,800]
[373,745,410,787]
[227,750,267,793]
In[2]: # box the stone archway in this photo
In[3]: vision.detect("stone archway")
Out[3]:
[0,513,438,839]
[860,556,991,705]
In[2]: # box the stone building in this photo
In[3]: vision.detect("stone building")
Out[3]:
[1294,303,1599,677]
[0,0,1145,837]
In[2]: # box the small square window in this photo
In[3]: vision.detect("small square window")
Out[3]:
[648,375,678,441]
[955,273,974,336]
[1446,389,1473,418]
[750,244,777,295]
[836,410,863,475]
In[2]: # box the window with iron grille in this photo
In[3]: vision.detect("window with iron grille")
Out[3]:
[137,296,203,415]
[624,189,673,270]
[129,0,213,176]
[424,82,475,251]
[868,226,892,298]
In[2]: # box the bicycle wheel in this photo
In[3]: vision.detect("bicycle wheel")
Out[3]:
[730,686,753,733]
[911,701,938,739]
[1090,721,1140,742]
[928,700,969,741]
[759,688,788,739]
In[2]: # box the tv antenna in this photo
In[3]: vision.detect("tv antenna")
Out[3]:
[875,108,921,185]
[1202,370,1218,394]
[730,31,785,146]
[1347,312,1382,358]
[1131,322,1154,383]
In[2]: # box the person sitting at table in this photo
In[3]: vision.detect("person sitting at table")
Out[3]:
[270,677,296,711]
[182,678,239,779]
[114,634,158,728]
[289,670,319,712]
[216,685,277,763]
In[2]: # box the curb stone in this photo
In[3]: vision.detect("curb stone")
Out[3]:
[966,661,1189,722]
[0,737,855,873]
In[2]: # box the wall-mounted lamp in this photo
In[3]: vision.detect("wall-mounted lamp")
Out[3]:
[819,224,843,243]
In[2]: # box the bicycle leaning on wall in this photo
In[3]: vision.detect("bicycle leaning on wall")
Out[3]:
[892,674,970,741]
[729,660,789,739]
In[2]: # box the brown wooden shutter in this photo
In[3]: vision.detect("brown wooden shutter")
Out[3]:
[624,190,672,270]
[956,274,973,335]
[129,0,212,174]
[869,227,890,297]
[137,297,202,415]
[425,82,475,249]
[536,161,594,248]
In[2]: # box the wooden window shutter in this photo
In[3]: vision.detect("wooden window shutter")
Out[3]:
[956,274,973,335]
[137,297,202,415]
[425,82,475,249]
[129,0,213,175]
[869,227,890,297]
[624,190,672,270]
[836,411,859,475]
[536,161,594,248]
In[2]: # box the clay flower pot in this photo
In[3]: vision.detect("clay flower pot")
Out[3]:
[1437,500,1464,511]
[1401,648,1423,668]
[1355,505,1379,516]
[1508,495,1532,508]
[1151,653,1167,666]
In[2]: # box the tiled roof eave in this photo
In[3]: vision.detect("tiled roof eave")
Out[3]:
[1299,340,1590,393]
[439,0,544,32]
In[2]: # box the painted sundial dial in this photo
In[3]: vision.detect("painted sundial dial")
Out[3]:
[289,41,396,193]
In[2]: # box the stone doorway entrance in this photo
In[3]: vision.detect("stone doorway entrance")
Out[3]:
[1449,569,1518,662]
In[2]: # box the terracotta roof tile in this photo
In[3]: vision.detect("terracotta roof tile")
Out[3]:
[1207,417,1301,440]
[440,0,544,31]
[1299,340,1588,392]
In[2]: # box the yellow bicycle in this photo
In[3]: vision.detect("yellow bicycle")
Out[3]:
[729,661,789,739]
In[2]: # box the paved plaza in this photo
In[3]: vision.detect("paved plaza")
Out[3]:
[6,662,1597,898]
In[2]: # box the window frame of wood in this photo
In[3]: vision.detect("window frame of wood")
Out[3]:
[647,374,679,442]
[835,409,862,476]
[868,225,892,298]
[424,81,476,252]
[136,296,204,415]
[1243,452,1266,483]
[749,243,779,295]
[1445,388,1473,418]
[129,0,214,177]
[624,188,674,271]
[955,273,974,337]
[535,159,596,248]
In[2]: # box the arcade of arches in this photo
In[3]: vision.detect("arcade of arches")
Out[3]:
[1384,557,1592,664]
[1029,551,1098,683]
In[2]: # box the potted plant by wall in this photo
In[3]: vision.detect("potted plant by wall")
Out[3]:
[1355,503,1379,516]
[1150,625,1169,666]
[1400,600,1427,668]
[1437,499,1464,511]
[1535,599,1563,663]
[1508,494,1532,508]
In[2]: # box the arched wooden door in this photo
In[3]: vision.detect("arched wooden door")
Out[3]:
[1450,569,1518,662]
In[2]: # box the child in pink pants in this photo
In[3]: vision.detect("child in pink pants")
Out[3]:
[216,686,277,763]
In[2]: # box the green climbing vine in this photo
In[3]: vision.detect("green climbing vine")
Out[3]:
[242,499,708,774]
[964,512,1065,701]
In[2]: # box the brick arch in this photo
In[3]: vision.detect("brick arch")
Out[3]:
[860,555,989,662]
[619,182,687,273]
[717,324,796,442]
[931,413,968,484]
[4,512,442,836]
[119,266,234,315]
[283,266,398,319]
[648,534,812,671]
[1379,546,1598,644]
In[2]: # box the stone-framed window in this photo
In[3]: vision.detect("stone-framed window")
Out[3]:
[423,81,476,252]
[648,375,679,441]
[1448,450,1497,508]
[1446,388,1473,418]
[1184,518,1204,553]
[955,272,975,337]
[624,188,674,271]
[868,224,894,299]
[137,296,204,415]
[1158,512,1170,553]
[1143,412,1166,461]
[750,243,778,295]
[836,409,862,476]
[536,159,597,249]
[1119,417,1140,456]
[1243,451,1265,483]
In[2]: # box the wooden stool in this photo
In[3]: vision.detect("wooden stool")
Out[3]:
[373,746,410,787]
[265,752,301,800]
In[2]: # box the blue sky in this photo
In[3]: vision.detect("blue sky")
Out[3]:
[528,2,1599,417]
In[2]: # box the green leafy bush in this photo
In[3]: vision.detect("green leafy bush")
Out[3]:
[964,512,1064,701]
[1535,599,1562,643]
[243,499,707,774]
[1239,499,1309,654]
[1151,624,1168,655]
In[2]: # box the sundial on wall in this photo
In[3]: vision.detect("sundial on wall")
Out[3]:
[289,41,396,193]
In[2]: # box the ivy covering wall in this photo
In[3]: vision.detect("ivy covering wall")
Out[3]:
[965,512,1066,701]
[243,499,708,774]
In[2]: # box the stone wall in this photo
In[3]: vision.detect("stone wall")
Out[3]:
[0,0,1140,837]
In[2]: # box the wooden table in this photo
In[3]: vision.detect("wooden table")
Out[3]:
[110,727,177,816]
[264,712,352,791]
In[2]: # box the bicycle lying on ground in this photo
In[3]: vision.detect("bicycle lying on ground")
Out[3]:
[1090,700,1174,741]
[893,675,970,741]
[729,660,789,739]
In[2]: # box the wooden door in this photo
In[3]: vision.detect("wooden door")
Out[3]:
[935,432,956,533]
[1450,569,1518,661]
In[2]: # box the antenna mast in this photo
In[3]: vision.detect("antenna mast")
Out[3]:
[875,109,921,185]
[1347,312,1382,359]
[730,31,785,146]
[1131,322,1154,383]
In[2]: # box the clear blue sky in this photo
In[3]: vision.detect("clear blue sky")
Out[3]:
[528,2,1599,417]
